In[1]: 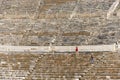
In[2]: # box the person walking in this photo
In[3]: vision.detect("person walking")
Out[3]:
[75,46,79,59]
[76,46,78,53]
[90,55,94,64]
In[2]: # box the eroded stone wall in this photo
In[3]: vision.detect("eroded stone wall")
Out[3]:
[0,0,119,46]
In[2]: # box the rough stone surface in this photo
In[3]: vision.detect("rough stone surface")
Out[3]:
[0,52,119,80]
[0,0,119,46]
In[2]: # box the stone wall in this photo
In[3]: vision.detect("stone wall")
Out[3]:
[0,0,119,46]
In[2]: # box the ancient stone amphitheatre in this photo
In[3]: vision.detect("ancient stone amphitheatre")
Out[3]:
[0,0,119,80]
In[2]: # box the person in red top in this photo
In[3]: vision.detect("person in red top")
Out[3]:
[76,46,78,53]
[75,46,79,59]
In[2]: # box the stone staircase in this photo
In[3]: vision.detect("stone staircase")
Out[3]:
[83,52,120,80]
[0,0,119,46]
[0,52,119,80]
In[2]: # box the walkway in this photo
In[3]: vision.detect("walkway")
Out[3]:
[0,44,116,53]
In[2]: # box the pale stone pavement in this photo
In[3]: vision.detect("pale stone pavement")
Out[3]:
[0,43,116,53]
